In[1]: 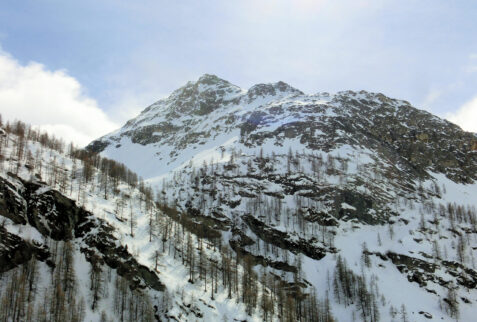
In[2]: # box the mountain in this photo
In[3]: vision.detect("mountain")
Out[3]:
[87,74,477,321]
[1,73,477,321]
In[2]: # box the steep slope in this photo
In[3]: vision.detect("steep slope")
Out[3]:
[1,121,282,321]
[87,74,477,321]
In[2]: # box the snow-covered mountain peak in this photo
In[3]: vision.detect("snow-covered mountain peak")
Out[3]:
[179,73,243,97]
[126,75,304,128]
[161,74,244,115]
[196,73,233,86]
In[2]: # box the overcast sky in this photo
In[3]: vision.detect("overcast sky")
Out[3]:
[1,0,477,146]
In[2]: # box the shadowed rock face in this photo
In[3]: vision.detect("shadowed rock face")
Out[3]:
[0,174,28,225]
[242,214,332,260]
[0,174,165,291]
[0,227,51,273]
[384,252,477,292]
[25,181,87,240]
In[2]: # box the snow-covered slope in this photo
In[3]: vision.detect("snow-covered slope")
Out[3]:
[0,122,277,321]
[86,74,477,321]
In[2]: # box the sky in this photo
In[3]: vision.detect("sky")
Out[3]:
[0,0,477,146]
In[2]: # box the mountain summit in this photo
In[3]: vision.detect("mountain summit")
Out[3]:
[87,75,477,183]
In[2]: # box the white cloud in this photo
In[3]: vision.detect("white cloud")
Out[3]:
[0,50,118,147]
[447,96,477,133]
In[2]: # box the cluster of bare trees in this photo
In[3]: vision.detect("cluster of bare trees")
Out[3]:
[0,241,86,322]
[412,199,477,267]
[111,273,155,322]
[333,255,380,322]
[0,237,156,322]
[0,257,42,321]
[0,117,139,191]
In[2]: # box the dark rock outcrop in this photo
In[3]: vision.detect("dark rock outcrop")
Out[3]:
[0,174,165,291]
[386,252,477,291]
[0,226,51,273]
[243,214,331,260]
